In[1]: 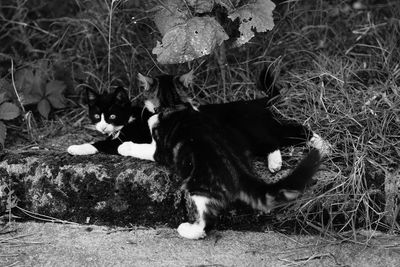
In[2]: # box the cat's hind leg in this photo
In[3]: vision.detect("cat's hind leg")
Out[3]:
[177,195,217,239]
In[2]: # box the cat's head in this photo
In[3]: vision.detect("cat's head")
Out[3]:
[137,71,196,113]
[86,87,131,135]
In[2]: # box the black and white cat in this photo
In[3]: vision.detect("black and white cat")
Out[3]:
[67,87,153,155]
[134,69,329,172]
[117,86,323,239]
[68,68,329,173]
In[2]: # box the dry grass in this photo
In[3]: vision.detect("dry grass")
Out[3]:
[1,0,399,241]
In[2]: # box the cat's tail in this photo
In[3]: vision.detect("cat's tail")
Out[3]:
[239,148,322,213]
[256,65,281,105]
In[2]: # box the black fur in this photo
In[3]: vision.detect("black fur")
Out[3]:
[146,91,321,239]
[140,67,314,158]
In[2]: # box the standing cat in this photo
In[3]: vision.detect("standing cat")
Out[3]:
[67,87,153,155]
[136,68,329,172]
[118,95,322,239]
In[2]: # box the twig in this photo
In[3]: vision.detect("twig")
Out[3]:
[16,206,80,226]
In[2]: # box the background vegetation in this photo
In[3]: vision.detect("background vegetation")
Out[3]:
[0,0,399,239]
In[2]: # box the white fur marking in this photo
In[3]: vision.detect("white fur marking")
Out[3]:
[268,150,282,173]
[128,116,136,123]
[177,195,208,239]
[137,73,153,91]
[95,114,115,134]
[308,132,331,156]
[67,143,98,155]
[147,114,159,132]
[117,141,156,161]
[144,100,156,113]
[239,191,273,213]
[281,190,300,200]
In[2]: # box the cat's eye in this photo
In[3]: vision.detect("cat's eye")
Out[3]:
[109,114,116,120]
[94,114,100,119]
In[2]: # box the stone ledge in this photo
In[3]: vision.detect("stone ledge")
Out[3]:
[0,150,187,226]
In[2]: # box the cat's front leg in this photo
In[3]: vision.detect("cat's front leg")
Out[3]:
[67,143,98,155]
[267,149,282,173]
[118,141,156,161]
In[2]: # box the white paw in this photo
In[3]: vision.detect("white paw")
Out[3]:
[177,222,206,239]
[117,142,135,157]
[268,150,282,173]
[67,144,98,155]
[308,133,331,156]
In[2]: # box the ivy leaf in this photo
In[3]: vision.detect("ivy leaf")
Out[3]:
[0,121,6,149]
[0,102,20,120]
[45,80,67,109]
[228,0,276,47]
[153,16,228,64]
[37,98,51,119]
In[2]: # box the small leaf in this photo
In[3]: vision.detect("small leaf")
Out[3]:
[153,16,228,64]
[0,92,6,104]
[0,78,13,103]
[21,94,42,105]
[228,0,276,46]
[0,102,20,120]
[0,121,6,149]
[37,99,51,119]
[45,80,67,109]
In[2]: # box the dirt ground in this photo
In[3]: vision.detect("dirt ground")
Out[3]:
[1,222,400,267]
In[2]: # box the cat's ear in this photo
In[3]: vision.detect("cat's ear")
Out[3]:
[114,86,129,102]
[137,73,154,91]
[85,88,98,105]
[178,69,194,88]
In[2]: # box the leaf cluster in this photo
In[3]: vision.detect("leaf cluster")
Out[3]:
[14,65,67,119]
[152,0,276,64]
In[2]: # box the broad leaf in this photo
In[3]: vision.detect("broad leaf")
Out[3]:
[153,0,189,36]
[186,0,238,13]
[21,94,42,105]
[14,67,45,105]
[0,121,6,149]
[186,0,214,13]
[0,79,13,103]
[228,0,275,46]
[153,16,228,64]
[45,80,67,109]
[0,102,20,120]
[37,99,51,119]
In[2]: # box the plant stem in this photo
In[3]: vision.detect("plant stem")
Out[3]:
[10,59,26,114]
